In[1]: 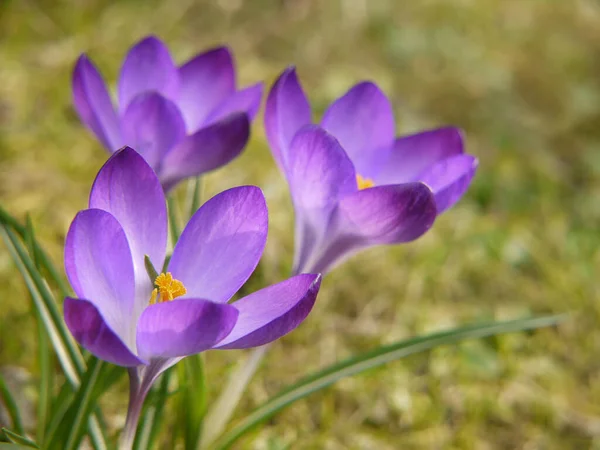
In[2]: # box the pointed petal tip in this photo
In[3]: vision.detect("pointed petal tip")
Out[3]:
[159,112,251,188]
[74,53,90,67]
[214,272,322,350]
[135,34,166,47]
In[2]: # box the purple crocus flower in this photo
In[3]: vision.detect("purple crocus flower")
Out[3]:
[73,36,263,191]
[63,147,320,444]
[265,68,478,274]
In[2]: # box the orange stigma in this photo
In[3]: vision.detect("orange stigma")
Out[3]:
[356,174,375,190]
[149,272,187,304]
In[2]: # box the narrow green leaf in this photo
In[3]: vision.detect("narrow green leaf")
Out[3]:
[0,206,70,296]
[0,223,108,450]
[144,255,159,283]
[0,445,39,450]
[47,358,104,450]
[24,215,40,270]
[167,196,181,244]
[22,217,53,443]
[212,315,565,449]
[0,376,23,435]
[45,361,122,447]
[186,177,202,220]
[180,354,207,450]
[33,309,51,444]
[200,347,266,449]
[1,429,39,449]
[0,226,84,378]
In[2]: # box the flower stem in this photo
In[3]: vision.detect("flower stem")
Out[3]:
[120,368,148,450]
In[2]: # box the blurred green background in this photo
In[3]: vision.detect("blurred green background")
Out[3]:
[0,0,599,448]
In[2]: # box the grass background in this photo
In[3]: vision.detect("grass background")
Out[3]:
[0,0,599,448]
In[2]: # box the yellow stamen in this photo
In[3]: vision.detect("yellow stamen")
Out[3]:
[356,174,374,190]
[149,272,187,304]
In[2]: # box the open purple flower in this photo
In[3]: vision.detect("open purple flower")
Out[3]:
[63,146,320,382]
[73,35,263,191]
[265,68,478,274]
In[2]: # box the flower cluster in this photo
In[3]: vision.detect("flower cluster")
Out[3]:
[73,36,262,191]
[66,35,477,445]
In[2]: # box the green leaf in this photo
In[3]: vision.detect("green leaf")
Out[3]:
[1,429,39,448]
[133,369,173,450]
[0,225,83,381]
[22,218,53,443]
[0,377,23,435]
[0,445,39,450]
[47,358,104,450]
[167,196,181,244]
[0,220,108,450]
[144,255,159,283]
[200,347,266,449]
[45,361,122,448]
[179,354,207,450]
[186,177,202,220]
[0,206,70,296]
[212,315,566,449]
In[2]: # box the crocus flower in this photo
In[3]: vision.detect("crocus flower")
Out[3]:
[73,36,263,191]
[63,147,320,445]
[265,68,478,274]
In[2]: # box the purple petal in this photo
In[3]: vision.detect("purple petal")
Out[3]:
[177,47,236,132]
[64,298,145,367]
[336,183,437,243]
[215,274,321,349]
[64,209,136,348]
[417,154,478,214]
[264,67,312,169]
[287,125,356,209]
[205,82,264,124]
[285,126,357,274]
[159,113,250,191]
[136,298,238,359]
[307,183,437,274]
[168,186,267,303]
[118,36,179,112]
[72,55,122,151]
[321,82,395,178]
[89,148,167,317]
[121,93,186,169]
[375,127,465,185]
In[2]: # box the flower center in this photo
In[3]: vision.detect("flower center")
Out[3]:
[356,174,374,190]
[149,272,187,304]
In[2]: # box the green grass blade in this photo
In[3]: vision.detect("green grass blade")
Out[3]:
[167,196,181,244]
[0,206,70,296]
[47,358,104,450]
[0,224,107,449]
[22,217,53,443]
[0,445,39,450]
[180,354,206,450]
[212,314,565,449]
[45,361,121,448]
[0,375,23,435]
[200,347,266,449]
[0,226,81,384]
[1,429,39,449]
[33,309,51,444]
[0,220,81,381]
[186,177,202,220]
